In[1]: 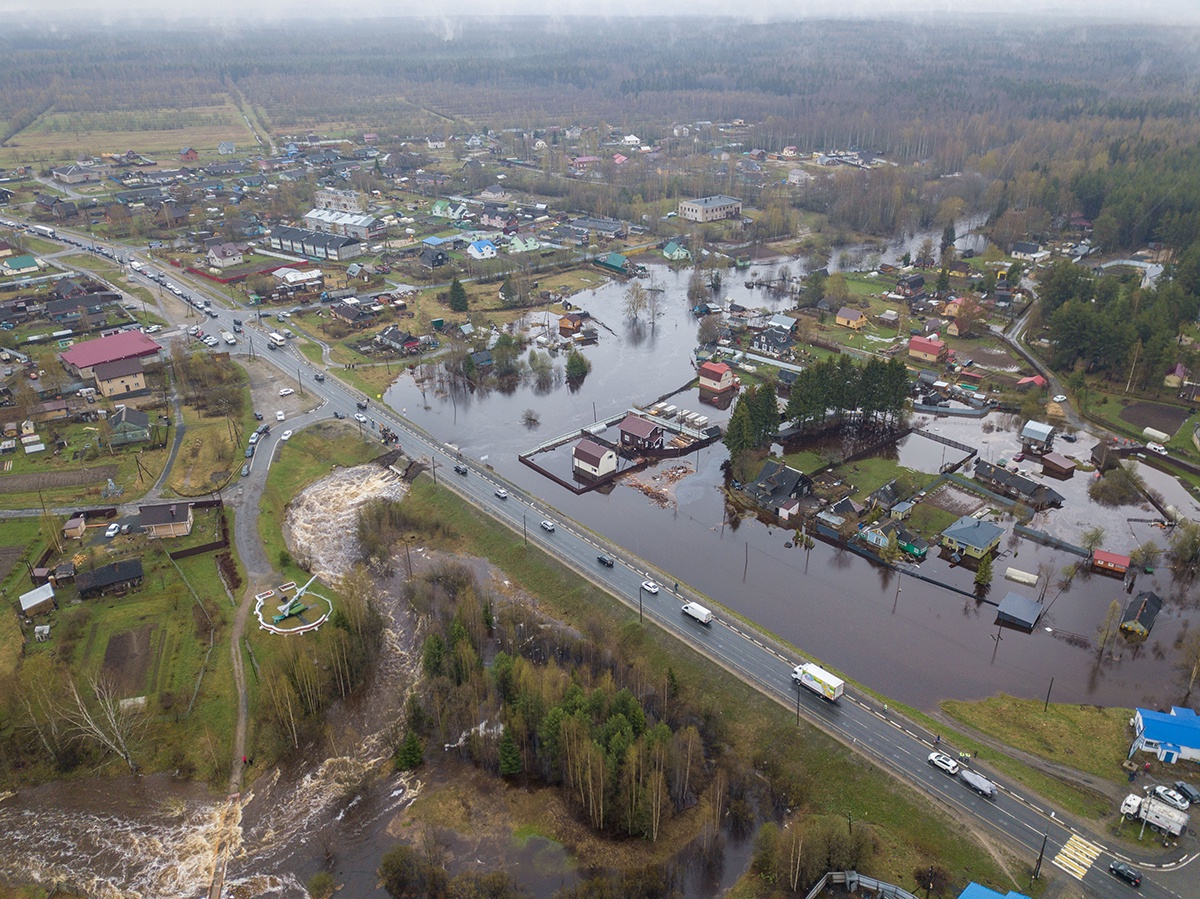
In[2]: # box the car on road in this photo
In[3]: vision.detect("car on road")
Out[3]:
[276,410,285,421]
[494,488,509,499]
[1146,442,1168,455]
[314,372,325,382]
[281,430,293,441]
[1153,785,1190,810]
[1052,394,1067,403]
[333,411,346,419]
[597,555,615,568]
[540,520,555,532]
[641,580,660,594]
[241,462,251,477]
[244,445,255,458]
[248,433,259,446]
[1174,780,1200,805]
[104,523,121,538]
[454,463,468,475]
[254,411,264,421]
[279,387,295,396]
[354,412,368,423]
[927,752,960,775]
[144,325,162,334]
[356,401,368,410]
[1108,862,1141,887]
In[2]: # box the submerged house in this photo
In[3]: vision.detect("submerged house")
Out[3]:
[743,460,812,517]
[1120,591,1162,639]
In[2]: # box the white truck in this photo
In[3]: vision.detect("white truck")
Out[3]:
[268,332,287,348]
[220,330,237,346]
[792,662,844,702]
[1120,793,1189,837]
[31,225,56,238]
[681,602,713,625]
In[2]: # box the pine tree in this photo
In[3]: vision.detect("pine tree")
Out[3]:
[498,725,523,777]
[449,277,468,313]
[396,730,424,770]
[974,553,993,588]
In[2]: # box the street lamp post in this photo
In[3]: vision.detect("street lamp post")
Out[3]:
[638,584,644,623]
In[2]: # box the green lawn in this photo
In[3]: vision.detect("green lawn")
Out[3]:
[906,501,959,541]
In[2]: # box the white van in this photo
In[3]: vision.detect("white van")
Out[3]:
[681,602,713,625]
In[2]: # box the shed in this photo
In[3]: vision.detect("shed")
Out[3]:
[19,582,55,616]
[1120,591,1162,639]
[1040,452,1076,477]
[1019,420,1055,453]
[572,438,617,478]
[996,591,1043,631]
[1092,549,1130,576]
[63,516,87,539]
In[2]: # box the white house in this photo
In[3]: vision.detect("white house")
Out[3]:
[622,134,641,146]
[572,438,617,478]
[467,240,497,260]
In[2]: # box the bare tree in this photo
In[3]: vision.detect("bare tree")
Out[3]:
[623,282,648,322]
[1178,628,1200,703]
[1096,599,1123,661]
[61,675,141,773]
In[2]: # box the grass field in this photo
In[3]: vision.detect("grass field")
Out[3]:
[1,100,254,165]
[393,479,1018,893]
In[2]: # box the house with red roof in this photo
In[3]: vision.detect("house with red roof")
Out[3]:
[60,330,161,379]
[908,334,948,363]
[1092,549,1130,577]
[698,360,735,393]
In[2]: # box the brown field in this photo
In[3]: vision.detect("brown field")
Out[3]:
[0,100,254,164]
[0,465,119,495]
[0,545,23,585]
[1117,401,1191,437]
[102,625,157,698]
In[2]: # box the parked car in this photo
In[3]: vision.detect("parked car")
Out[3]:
[540,520,555,532]
[1052,394,1067,403]
[281,430,293,441]
[1060,432,1077,443]
[641,580,660,594]
[333,411,346,419]
[1153,785,1190,810]
[927,752,960,775]
[245,445,255,458]
[241,462,251,477]
[1108,862,1141,887]
[494,488,509,499]
[1174,781,1200,804]
[254,411,264,421]
[1146,442,1168,455]
[276,411,285,421]
[597,555,615,568]
[279,387,295,396]
[104,523,121,538]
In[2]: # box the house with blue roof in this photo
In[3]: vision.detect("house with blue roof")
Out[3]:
[1131,707,1200,764]
[941,515,1004,559]
[957,884,1031,899]
[467,239,497,260]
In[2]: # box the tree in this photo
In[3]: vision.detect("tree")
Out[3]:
[499,275,519,307]
[941,221,957,251]
[448,277,468,313]
[498,725,523,776]
[306,872,336,899]
[1081,526,1106,552]
[565,349,590,381]
[697,314,721,346]
[379,844,422,898]
[396,729,425,770]
[623,282,648,321]
[974,553,993,588]
[61,674,141,773]
[1168,519,1200,580]
[1096,599,1123,659]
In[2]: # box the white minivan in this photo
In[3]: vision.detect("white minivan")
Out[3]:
[681,602,713,625]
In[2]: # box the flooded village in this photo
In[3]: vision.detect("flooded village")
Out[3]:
[384,263,1200,713]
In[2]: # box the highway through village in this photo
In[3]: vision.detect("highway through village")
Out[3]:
[13,220,1200,899]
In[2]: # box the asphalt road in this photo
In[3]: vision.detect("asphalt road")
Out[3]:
[15,221,1200,899]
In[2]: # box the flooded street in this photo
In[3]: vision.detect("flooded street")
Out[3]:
[385,269,1200,712]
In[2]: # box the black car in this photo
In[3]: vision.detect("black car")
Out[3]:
[1175,780,1200,805]
[356,400,368,410]
[454,463,469,475]
[254,411,264,421]
[1108,862,1141,887]
[314,372,325,382]
[597,555,615,568]
[1060,432,1077,443]
[333,410,346,419]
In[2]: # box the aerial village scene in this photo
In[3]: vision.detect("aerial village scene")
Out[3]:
[2,16,1200,899]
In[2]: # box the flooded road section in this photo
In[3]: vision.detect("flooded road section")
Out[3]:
[385,269,1200,712]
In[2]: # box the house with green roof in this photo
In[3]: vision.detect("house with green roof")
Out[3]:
[596,252,629,275]
[662,241,691,262]
[2,254,40,276]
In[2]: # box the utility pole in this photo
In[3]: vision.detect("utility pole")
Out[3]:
[1032,833,1048,882]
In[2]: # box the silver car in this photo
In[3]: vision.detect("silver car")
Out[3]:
[1153,785,1190,810]
[928,752,960,776]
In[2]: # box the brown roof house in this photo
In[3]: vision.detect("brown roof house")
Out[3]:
[93,357,147,398]
[617,414,664,452]
[836,307,867,330]
[139,502,194,538]
[572,438,617,479]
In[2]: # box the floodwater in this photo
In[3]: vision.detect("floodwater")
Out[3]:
[385,268,1200,713]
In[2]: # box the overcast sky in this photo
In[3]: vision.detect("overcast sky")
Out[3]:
[1,0,1198,25]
